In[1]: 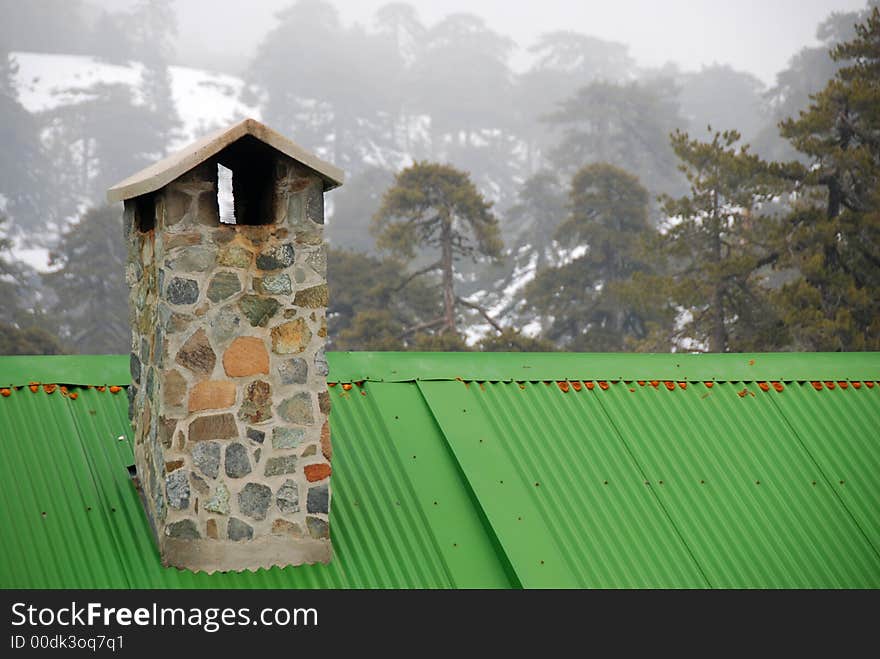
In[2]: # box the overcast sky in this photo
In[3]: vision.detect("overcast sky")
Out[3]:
[100,0,868,85]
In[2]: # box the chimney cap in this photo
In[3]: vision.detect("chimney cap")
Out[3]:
[106,117,344,203]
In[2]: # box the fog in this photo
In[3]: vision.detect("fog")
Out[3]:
[0,0,877,355]
[95,0,866,83]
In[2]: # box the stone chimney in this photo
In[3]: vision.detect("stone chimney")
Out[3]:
[107,119,343,572]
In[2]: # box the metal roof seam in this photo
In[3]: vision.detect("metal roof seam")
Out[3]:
[411,381,525,588]
[589,386,714,588]
[765,391,880,564]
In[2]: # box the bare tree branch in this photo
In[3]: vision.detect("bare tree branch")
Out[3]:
[394,260,443,292]
[399,316,446,338]
[456,296,503,334]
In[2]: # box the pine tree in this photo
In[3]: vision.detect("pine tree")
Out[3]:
[0,214,20,322]
[43,206,129,354]
[131,0,181,155]
[327,248,440,350]
[372,162,503,336]
[544,79,686,196]
[525,163,662,350]
[646,129,786,352]
[0,50,50,229]
[773,8,880,350]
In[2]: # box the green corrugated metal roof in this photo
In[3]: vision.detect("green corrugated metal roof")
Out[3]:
[0,353,878,588]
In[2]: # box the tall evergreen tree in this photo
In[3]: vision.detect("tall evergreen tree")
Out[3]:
[328,248,440,350]
[131,0,181,154]
[544,79,686,197]
[645,129,785,352]
[525,164,661,350]
[372,162,503,335]
[43,206,129,354]
[772,7,880,350]
[0,50,50,229]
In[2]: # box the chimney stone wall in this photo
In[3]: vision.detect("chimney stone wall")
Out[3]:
[124,154,332,572]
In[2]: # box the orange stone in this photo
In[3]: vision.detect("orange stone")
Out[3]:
[206,519,219,539]
[188,380,236,412]
[320,421,332,461]
[304,463,331,482]
[223,337,270,377]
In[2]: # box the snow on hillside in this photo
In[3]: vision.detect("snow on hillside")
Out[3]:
[7,53,260,271]
[12,52,259,150]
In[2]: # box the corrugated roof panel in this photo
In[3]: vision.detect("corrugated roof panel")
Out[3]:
[418,380,708,588]
[767,382,880,551]
[0,381,512,589]
[594,381,880,588]
[1,354,878,589]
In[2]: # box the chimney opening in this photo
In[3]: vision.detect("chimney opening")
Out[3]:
[133,192,156,232]
[214,136,277,226]
[217,163,236,225]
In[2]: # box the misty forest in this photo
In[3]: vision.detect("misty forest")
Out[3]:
[0,0,878,356]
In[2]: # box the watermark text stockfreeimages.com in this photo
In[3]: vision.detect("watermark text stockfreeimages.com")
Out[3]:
[10,601,318,634]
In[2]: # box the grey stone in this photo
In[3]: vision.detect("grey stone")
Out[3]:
[255,272,292,296]
[165,469,190,510]
[264,455,297,477]
[238,482,272,520]
[164,189,192,226]
[227,517,253,541]
[287,190,305,226]
[166,277,199,305]
[306,516,329,539]
[305,245,327,276]
[314,349,328,377]
[190,472,210,495]
[256,243,294,270]
[278,357,308,385]
[207,271,241,302]
[238,380,272,424]
[278,392,314,425]
[307,484,329,514]
[239,295,281,327]
[192,441,221,479]
[167,245,216,272]
[204,482,230,515]
[225,442,252,478]
[213,226,235,245]
[130,353,141,385]
[127,385,136,421]
[307,185,324,224]
[246,427,265,444]
[294,267,308,284]
[210,305,241,344]
[253,448,261,464]
[166,519,200,539]
[272,427,305,449]
[154,323,164,365]
[276,479,299,513]
[165,311,193,335]
[145,367,155,398]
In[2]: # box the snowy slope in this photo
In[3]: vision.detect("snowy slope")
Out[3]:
[7,53,260,270]
[11,52,260,151]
